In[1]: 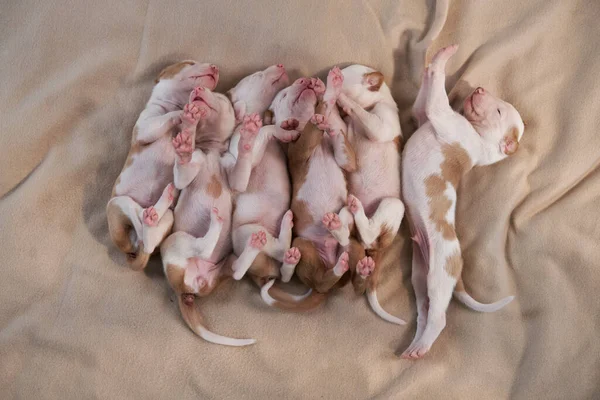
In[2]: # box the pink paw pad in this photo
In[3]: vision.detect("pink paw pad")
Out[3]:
[322,212,341,230]
[250,231,267,249]
[280,118,299,131]
[143,206,159,227]
[347,195,360,214]
[309,78,326,95]
[284,247,301,264]
[310,114,329,131]
[172,130,193,162]
[357,256,375,278]
[242,113,262,134]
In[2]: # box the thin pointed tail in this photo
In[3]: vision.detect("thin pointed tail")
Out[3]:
[367,288,406,325]
[260,279,325,312]
[178,296,255,347]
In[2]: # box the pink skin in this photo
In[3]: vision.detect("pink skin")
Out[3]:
[283,247,301,265]
[211,207,223,223]
[172,129,194,164]
[250,231,267,249]
[322,212,341,230]
[325,67,343,105]
[282,209,294,227]
[356,256,375,278]
[186,64,219,91]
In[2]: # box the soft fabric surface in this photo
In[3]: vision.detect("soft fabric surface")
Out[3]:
[1,0,599,398]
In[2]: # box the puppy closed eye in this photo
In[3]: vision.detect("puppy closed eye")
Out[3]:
[497,109,501,116]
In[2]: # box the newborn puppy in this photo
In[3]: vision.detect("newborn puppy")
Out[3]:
[261,77,365,310]
[225,67,299,284]
[400,45,523,359]
[160,87,256,346]
[107,61,219,270]
[323,65,406,325]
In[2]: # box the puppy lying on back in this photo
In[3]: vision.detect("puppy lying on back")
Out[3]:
[261,74,366,310]
[322,65,406,325]
[400,45,523,359]
[230,76,323,291]
[107,61,219,270]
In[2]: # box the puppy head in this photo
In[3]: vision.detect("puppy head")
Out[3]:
[155,61,219,92]
[463,87,524,163]
[269,77,320,128]
[191,87,236,148]
[341,64,389,108]
[227,64,289,122]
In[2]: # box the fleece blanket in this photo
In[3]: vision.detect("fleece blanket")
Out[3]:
[1,0,599,398]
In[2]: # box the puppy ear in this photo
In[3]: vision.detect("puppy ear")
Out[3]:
[501,127,520,156]
[363,71,384,92]
[263,109,274,125]
[233,101,247,123]
[155,61,195,83]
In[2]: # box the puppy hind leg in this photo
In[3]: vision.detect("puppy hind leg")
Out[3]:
[141,209,174,254]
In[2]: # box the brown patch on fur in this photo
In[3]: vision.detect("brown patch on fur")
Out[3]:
[440,142,472,189]
[374,224,396,250]
[455,277,465,292]
[424,175,456,241]
[393,136,403,153]
[111,126,143,197]
[363,71,384,92]
[503,126,520,156]
[155,61,195,83]
[444,250,463,279]
[263,110,274,125]
[166,263,190,294]
[206,174,223,198]
[247,253,280,282]
[290,199,314,236]
[341,132,357,172]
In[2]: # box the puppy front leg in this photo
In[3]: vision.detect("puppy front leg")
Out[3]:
[225,114,262,192]
[424,45,459,136]
[337,94,400,142]
[322,207,354,247]
[135,111,183,144]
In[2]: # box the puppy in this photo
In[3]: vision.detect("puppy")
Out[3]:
[107,61,219,270]
[160,86,257,346]
[400,45,523,359]
[322,65,406,325]
[261,75,365,310]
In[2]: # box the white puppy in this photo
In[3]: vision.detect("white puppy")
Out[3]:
[107,61,218,270]
[400,45,524,359]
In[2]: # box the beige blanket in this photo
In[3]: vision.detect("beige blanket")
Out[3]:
[2,0,599,398]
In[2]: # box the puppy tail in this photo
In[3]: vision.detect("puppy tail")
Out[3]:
[453,278,515,313]
[177,296,256,347]
[366,288,407,325]
[260,279,325,312]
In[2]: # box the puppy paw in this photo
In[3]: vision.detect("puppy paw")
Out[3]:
[309,77,326,96]
[334,252,350,276]
[283,247,301,265]
[172,129,194,163]
[322,212,341,230]
[239,113,262,153]
[282,209,294,228]
[310,114,329,131]
[250,231,267,249]
[143,206,159,227]
[347,194,362,215]
[356,256,375,278]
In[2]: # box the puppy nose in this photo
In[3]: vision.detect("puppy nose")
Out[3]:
[197,86,204,91]
[475,87,484,94]
[297,78,308,85]
[210,64,218,72]
[277,63,284,69]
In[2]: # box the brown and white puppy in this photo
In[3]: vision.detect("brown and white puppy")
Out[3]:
[322,65,406,325]
[400,45,524,359]
[107,61,218,270]
[261,76,365,310]
[160,86,257,346]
